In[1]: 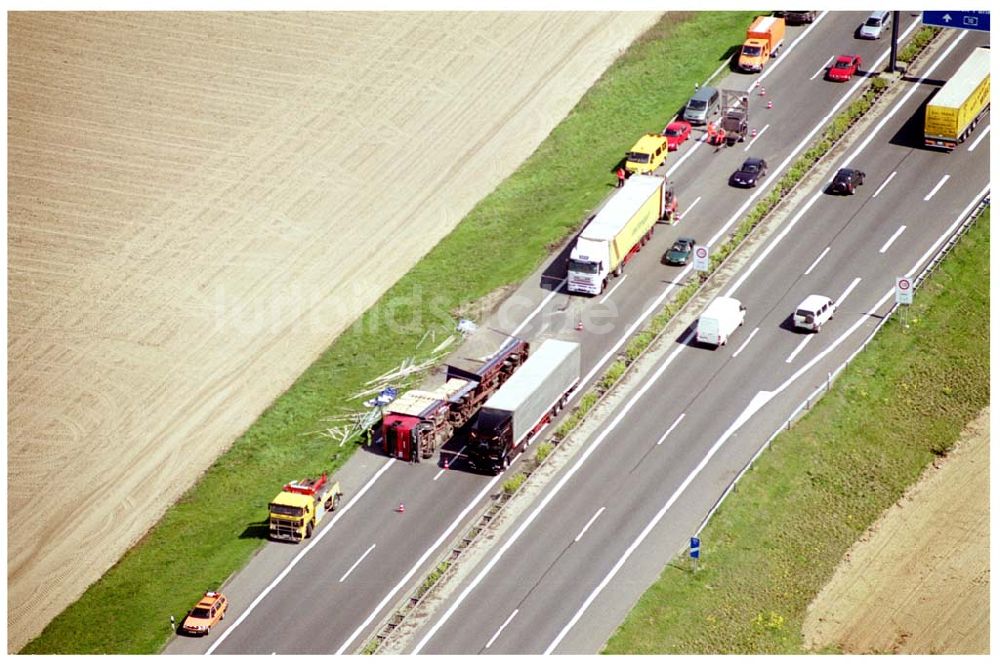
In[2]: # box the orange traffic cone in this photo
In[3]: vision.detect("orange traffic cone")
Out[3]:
[576,321,584,331]
[397,503,405,513]
[443,456,450,470]
[767,100,773,109]
[751,128,757,138]
[759,86,766,96]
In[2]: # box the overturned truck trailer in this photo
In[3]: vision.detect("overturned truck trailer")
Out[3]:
[380,334,529,462]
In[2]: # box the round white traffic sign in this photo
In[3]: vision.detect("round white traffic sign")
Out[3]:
[897,277,911,291]
[695,247,708,258]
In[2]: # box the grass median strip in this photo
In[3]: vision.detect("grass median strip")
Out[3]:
[604,209,989,654]
[23,11,758,655]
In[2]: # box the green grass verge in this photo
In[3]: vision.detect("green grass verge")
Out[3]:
[604,210,990,654]
[22,11,759,655]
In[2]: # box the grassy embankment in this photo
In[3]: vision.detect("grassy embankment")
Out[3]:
[23,11,759,655]
[605,210,990,654]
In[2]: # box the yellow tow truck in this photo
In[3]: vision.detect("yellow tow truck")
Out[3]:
[268,473,343,542]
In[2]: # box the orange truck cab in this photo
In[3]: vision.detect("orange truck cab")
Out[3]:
[738,16,785,72]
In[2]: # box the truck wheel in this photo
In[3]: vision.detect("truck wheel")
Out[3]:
[306,522,314,539]
[503,455,511,470]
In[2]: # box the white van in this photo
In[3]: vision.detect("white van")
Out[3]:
[859,11,890,39]
[793,294,836,332]
[697,296,746,347]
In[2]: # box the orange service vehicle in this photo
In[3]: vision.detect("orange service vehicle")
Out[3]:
[181,591,228,636]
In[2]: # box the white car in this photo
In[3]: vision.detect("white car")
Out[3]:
[793,294,836,332]
[859,11,890,39]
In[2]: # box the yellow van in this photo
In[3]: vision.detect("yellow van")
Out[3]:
[624,133,668,174]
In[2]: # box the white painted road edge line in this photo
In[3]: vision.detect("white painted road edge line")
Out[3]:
[599,274,628,305]
[724,191,822,297]
[835,277,863,308]
[574,506,606,543]
[336,469,507,653]
[785,335,812,364]
[543,185,988,655]
[924,174,950,201]
[967,124,989,151]
[871,170,896,198]
[731,327,759,358]
[680,196,702,219]
[510,279,565,338]
[810,57,832,81]
[485,608,519,650]
[411,330,696,654]
[206,457,396,654]
[435,445,466,480]
[655,413,686,446]
[754,11,830,88]
[879,226,907,254]
[340,544,376,583]
[804,247,830,276]
[744,124,769,152]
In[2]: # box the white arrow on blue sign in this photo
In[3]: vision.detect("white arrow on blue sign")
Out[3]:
[922,10,990,32]
[690,536,700,559]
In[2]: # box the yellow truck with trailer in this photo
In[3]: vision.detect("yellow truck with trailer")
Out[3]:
[567,174,669,295]
[924,46,990,151]
[268,473,343,543]
[738,16,785,72]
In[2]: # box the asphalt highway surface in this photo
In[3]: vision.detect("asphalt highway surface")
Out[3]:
[164,12,989,655]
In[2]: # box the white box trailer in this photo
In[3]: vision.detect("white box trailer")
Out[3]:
[468,339,581,474]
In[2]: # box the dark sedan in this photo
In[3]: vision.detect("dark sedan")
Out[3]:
[830,167,866,194]
[664,237,697,265]
[729,157,768,188]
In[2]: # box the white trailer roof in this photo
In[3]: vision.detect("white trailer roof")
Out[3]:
[934,47,990,109]
[749,15,779,32]
[485,339,579,414]
[580,175,662,243]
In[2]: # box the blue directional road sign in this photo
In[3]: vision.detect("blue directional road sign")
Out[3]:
[922,11,990,32]
[690,537,701,559]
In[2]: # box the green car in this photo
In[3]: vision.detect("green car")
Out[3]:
[664,237,696,265]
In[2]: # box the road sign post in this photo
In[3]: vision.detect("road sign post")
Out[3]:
[690,536,700,572]
[895,276,914,328]
[693,245,710,272]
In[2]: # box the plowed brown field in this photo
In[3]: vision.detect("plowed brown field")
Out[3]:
[803,408,989,654]
[6,11,659,650]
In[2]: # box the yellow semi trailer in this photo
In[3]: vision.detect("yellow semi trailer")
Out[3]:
[924,46,990,151]
[567,174,670,295]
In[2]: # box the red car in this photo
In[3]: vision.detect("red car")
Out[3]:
[662,120,692,151]
[827,54,862,82]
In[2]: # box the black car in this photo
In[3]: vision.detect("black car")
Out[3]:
[729,157,768,188]
[830,167,866,194]
[664,237,697,265]
[781,11,818,24]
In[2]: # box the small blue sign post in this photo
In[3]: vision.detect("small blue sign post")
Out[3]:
[922,11,990,32]
[690,536,700,571]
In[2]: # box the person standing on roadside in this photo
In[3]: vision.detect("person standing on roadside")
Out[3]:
[616,166,626,188]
